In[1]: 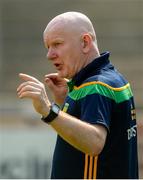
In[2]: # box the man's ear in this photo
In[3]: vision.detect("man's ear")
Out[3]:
[81,33,92,53]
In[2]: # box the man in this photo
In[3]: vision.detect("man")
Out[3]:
[17,12,138,179]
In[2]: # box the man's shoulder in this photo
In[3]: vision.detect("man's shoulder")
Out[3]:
[83,70,128,89]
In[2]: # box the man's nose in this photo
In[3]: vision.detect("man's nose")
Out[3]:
[47,48,57,60]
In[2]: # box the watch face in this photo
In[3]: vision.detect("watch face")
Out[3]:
[52,104,60,114]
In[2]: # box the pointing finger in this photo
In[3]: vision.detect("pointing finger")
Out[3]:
[19,73,40,84]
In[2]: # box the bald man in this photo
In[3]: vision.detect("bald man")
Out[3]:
[17,12,138,179]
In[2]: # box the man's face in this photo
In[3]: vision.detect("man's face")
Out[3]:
[43,23,84,79]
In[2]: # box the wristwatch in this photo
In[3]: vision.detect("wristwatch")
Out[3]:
[41,102,60,124]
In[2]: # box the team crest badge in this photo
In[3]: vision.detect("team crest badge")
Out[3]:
[63,103,69,112]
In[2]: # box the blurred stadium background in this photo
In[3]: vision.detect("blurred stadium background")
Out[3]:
[0,0,142,178]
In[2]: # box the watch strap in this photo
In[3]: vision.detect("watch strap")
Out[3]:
[41,103,60,124]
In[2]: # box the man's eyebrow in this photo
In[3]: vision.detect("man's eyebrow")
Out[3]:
[44,36,64,48]
[53,38,64,42]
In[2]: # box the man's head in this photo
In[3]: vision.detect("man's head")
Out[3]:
[43,11,100,79]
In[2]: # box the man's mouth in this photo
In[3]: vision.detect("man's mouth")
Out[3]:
[54,63,62,70]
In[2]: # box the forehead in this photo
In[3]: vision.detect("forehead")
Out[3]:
[45,21,66,38]
[43,19,80,43]
[44,27,64,42]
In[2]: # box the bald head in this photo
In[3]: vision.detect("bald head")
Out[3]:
[44,11,97,43]
[43,12,100,79]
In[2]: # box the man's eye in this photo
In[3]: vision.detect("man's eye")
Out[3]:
[54,43,61,47]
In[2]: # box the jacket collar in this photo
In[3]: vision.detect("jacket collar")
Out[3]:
[67,51,111,91]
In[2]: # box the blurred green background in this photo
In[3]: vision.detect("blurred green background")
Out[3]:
[0,0,143,178]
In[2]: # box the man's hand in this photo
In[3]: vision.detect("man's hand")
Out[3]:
[45,73,68,105]
[17,73,51,117]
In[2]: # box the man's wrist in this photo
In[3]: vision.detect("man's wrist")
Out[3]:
[41,102,60,124]
[41,104,51,118]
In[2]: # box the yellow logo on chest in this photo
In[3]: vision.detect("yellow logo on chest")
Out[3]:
[63,103,69,112]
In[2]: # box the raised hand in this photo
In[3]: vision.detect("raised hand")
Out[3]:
[45,73,68,105]
[17,73,51,117]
